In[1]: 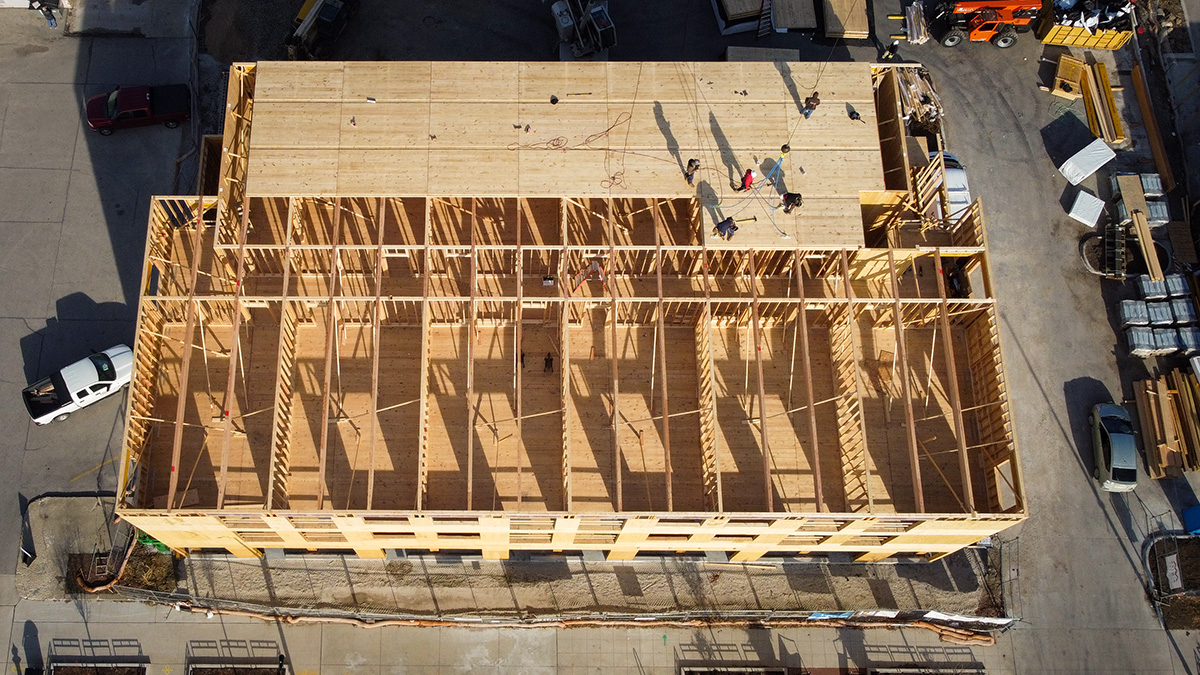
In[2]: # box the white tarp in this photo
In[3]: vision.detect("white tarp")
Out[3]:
[1059,138,1117,185]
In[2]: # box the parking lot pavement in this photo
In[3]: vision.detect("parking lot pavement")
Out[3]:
[6,596,1017,674]
[0,5,194,591]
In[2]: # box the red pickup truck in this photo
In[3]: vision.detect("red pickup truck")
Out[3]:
[85,84,191,135]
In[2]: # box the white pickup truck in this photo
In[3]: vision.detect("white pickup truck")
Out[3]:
[22,345,134,425]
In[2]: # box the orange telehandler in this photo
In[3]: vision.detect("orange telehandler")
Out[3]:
[937,0,1042,48]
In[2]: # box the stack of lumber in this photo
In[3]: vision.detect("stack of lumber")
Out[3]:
[895,67,942,125]
[1080,60,1125,143]
[823,0,870,38]
[905,1,930,44]
[1134,369,1200,478]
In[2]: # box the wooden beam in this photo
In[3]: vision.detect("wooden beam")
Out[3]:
[697,199,723,512]
[607,198,622,512]
[416,199,432,510]
[653,208,673,511]
[216,188,254,509]
[265,198,297,511]
[560,199,573,511]
[839,249,873,512]
[748,249,773,512]
[888,248,924,512]
[792,252,824,511]
[514,201,525,509]
[315,198,343,509]
[466,198,478,510]
[166,197,207,512]
[366,197,386,510]
[934,249,976,513]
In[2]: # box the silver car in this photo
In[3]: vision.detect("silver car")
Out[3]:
[1089,403,1138,492]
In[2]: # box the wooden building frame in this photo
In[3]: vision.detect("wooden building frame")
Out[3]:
[116,62,1025,562]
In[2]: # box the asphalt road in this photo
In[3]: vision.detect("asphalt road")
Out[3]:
[2,0,1200,672]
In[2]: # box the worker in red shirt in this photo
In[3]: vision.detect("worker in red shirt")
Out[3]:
[734,169,756,192]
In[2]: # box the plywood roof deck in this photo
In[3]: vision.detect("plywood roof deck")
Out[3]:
[114,64,1025,562]
[245,61,882,250]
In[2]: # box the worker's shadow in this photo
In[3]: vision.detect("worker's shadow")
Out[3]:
[709,112,739,188]
[774,62,804,114]
[19,292,135,384]
[653,101,683,175]
[696,180,722,232]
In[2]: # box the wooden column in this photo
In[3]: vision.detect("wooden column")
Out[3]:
[653,206,673,511]
[888,248,924,512]
[165,198,207,512]
[934,249,976,513]
[416,199,432,509]
[465,198,478,509]
[216,189,255,509]
[315,198,343,509]
[792,251,824,511]
[606,199,623,512]
[366,197,386,509]
[748,250,773,512]
[265,198,298,511]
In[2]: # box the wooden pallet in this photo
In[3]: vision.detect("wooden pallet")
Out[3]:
[1052,55,1085,100]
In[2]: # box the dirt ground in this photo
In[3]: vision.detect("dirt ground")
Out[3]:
[51,668,145,675]
[171,549,999,618]
[1149,537,1200,629]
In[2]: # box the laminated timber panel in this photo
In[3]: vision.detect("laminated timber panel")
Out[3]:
[664,325,706,512]
[710,322,773,512]
[218,309,280,508]
[425,326,470,511]
[614,325,672,512]
[901,326,970,514]
[370,326,423,512]
[758,325,822,512]
[242,61,882,250]
[281,322,338,510]
[567,310,616,512]
[512,324,566,512]
[320,322,375,512]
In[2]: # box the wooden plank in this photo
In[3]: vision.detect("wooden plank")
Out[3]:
[1131,211,1164,282]
[1132,64,1177,192]
[265,199,298,511]
[416,200,432,510]
[1093,63,1125,143]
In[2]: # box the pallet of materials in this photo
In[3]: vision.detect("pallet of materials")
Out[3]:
[1135,370,1200,478]
[1038,15,1133,49]
[1080,61,1125,143]
[823,0,869,38]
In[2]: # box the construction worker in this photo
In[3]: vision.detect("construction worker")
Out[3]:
[780,192,803,214]
[802,91,820,119]
[734,169,756,192]
[684,158,700,185]
[713,217,738,241]
[544,352,554,373]
[848,109,866,123]
[882,40,900,60]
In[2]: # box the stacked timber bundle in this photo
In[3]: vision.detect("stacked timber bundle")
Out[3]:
[1134,369,1200,478]
[895,68,942,126]
[1040,0,1134,48]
